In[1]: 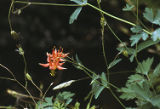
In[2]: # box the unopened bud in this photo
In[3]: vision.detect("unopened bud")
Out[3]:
[122,50,128,57]
[26,73,32,81]
[10,30,19,40]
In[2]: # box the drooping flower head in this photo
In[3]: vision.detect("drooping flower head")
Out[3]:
[39,47,69,75]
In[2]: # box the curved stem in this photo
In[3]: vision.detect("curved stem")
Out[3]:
[86,3,152,35]
[22,54,28,87]
[97,1,110,82]
[30,80,43,97]
[109,88,126,109]
[0,64,36,105]
[8,0,14,31]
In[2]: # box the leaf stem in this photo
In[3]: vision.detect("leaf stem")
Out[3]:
[86,3,152,35]
[14,1,82,7]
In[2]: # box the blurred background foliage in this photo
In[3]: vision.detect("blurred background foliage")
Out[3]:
[1,0,160,108]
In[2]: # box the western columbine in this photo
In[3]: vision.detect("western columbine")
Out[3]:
[39,47,68,73]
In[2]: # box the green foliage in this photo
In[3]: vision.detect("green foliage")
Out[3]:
[108,58,122,69]
[143,8,160,25]
[152,28,160,41]
[73,54,84,70]
[91,72,108,99]
[73,102,80,109]
[130,26,149,46]
[36,91,75,109]
[69,7,82,24]
[70,0,87,5]
[130,25,143,33]
[136,58,153,75]
[69,0,87,24]
[54,91,75,106]
[117,39,159,62]
[36,97,53,109]
[122,4,134,11]
[119,58,160,108]
[130,32,148,46]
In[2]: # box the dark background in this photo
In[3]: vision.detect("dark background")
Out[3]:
[0,0,160,108]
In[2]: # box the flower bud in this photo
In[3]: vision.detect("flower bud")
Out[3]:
[122,50,128,57]
[10,30,19,40]
[26,73,32,81]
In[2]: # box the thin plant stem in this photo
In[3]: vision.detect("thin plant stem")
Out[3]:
[22,54,28,87]
[8,0,14,31]
[14,1,82,7]
[86,94,93,109]
[97,1,110,82]
[0,64,37,105]
[30,80,43,97]
[146,75,156,95]
[109,88,126,109]
[0,76,15,81]
[42,82,54,100]
[136,0,139,24]
[86,3,152,35]
[0,106,16,109]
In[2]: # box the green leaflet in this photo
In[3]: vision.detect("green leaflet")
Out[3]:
[70,0,87,5]
[73,54,84,70]
[36,97,53,109]
[136,58,154,75]
[55,91,75,106]
[130,32,148,46]
[152,28,160,41]
[69,7,82,24]
[108,58,122,69]
[143,8,154,23]
[150,95,160,108]
[137,39,160,52]
[117,39,159,62]
[143,8,160,25]
[130,25,143,33]
[152,63,160,79]
[118,74,145,100]
[122,4,134,11]
[91,72,108,99]
[69,0,87,24]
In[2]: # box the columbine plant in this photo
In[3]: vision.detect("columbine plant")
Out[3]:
[2,0,160,109]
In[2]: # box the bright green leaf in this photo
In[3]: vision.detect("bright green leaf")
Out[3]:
[122,4,134,11]
[152,28,160,41]
[131,81,152,101]
[136,58,154,75]
[153,63,160,78]
[69,7,82,24]
[36,97,53,109]
[153,10,160,25]
[91,73,106,99]
[137,39,160,52]
[150,95,160,108]
[118,85,136,100]
[127,74,145,84]
[143,8,154,23]
[100,72,108,88]
[70,0,87,5]
[143,8,160,25]
[55,91,75,106]
[130,34,141,46]
[108,58,122,69]
[130,32,148,46]
[130,25,143,33]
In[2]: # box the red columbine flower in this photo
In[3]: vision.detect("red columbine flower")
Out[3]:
[39,47,69,71]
